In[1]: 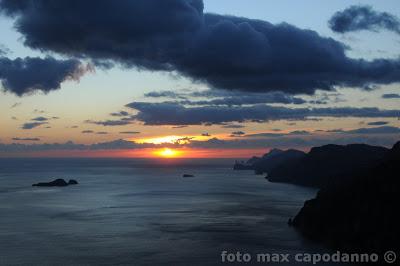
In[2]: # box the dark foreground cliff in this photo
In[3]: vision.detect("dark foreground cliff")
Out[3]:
[291,141,400,253]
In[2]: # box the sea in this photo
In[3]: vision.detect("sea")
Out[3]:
[0,158,352,266]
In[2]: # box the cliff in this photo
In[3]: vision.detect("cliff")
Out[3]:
[268,144,388,187]
[291,141,400,252]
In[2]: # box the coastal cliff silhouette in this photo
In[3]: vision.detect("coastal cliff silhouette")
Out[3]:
[239,141,400,252]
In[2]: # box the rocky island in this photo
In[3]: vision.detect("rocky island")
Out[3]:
[32,178,79,187]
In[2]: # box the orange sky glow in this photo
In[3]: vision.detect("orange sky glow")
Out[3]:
[0,148,272,159]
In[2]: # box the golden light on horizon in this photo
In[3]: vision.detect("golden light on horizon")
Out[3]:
[135,134,219,145]
[155,148,181,158]
[137,135,185,144]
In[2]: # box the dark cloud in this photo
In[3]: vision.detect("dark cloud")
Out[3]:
[382,93,400,99]
[288,130,311,135]
[144,91,187,99]
[345,126,400,134]
[326,128,345,133]
[126,101,400,125]
[110,111,130,117]
[96,131,108,135]
[187,136,399,150]
[119,131,140,134]
[2,1,400,94]
[31,116,48,121]
[367,121,389,126]
[31,116,59,122]
[172,125,188,129]
[0,139,157,152]
[230,131,246,137]
[81,130,94,134]
[186,92,306,105]
[174,137,194,145]
[221,124,245,129]
[201,133,211,136]
[12,137,40,141]
[89,139,155,150]
[146,90,307,105]
[85,119,132,126]
[0,56,90,96]
[329,5,400,35]
[21,121,47,129]
[323,126,400,135]
[246,132,285,138]
[21,116,59,129]
[246,130,312,138]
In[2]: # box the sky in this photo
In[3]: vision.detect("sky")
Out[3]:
[0,0,399,158]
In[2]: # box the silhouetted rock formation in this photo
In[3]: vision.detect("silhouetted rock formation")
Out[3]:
[182,174,194,178]
[233,148,305,173]
[268,144,388,187]
[291,141,400,252]
[233,155,262,170]
[233,160,254,170]
[253,149,305,174]
[68,179,78,185]
[32,178,78,187]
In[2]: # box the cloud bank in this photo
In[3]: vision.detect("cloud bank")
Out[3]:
[0,55,90,96]
[126,102,400,125]
[2,0,400,94]
[144,90,308,105]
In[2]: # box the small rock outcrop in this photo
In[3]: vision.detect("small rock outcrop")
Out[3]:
[32,178,78,187]
[182,174,194,178]
[68,179,78,185]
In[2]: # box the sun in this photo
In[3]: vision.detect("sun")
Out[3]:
[155,148,180,158]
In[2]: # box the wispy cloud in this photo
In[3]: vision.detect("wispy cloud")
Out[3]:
[21,122,48,130]
[382,93,400,99]
[119,131,140,134]
[12,137,40,141]
[85,119,133,126]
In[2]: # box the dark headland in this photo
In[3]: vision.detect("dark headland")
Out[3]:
[236,141,400,253]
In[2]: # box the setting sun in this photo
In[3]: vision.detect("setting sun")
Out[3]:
[155,148,180,158]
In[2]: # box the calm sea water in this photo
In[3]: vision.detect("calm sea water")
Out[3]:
[0,158,347,266]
